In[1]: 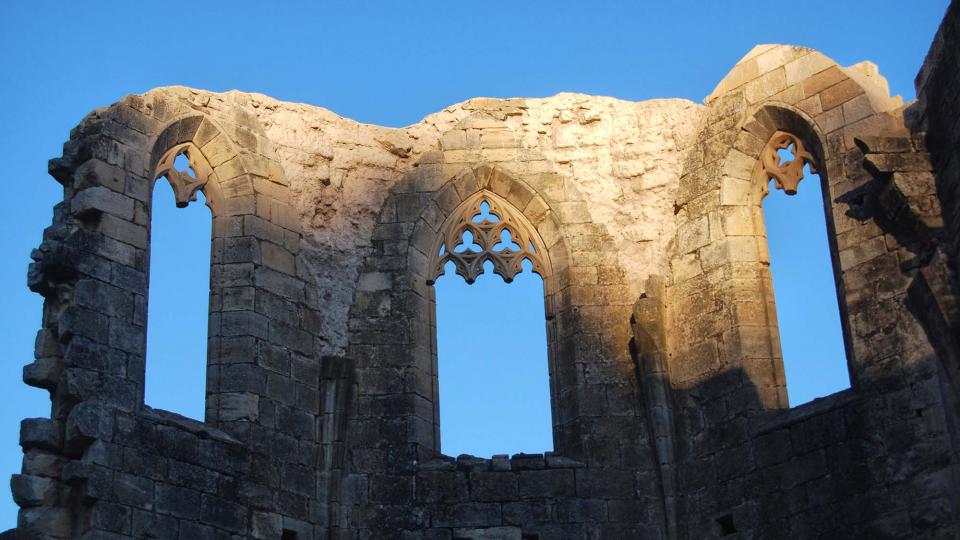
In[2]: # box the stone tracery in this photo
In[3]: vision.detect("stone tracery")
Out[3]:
[761,130,817,196]
[154,143,214,207]
[429,192,548,285]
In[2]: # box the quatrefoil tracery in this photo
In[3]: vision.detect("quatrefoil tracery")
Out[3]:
[761,131,817,196]
[154,144,213,207]
[429,194,547,285]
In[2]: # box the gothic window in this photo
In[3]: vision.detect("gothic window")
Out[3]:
[760,132,851,405]
[144,147,212,419]
[430,193,553,456]
[430,197,547,285]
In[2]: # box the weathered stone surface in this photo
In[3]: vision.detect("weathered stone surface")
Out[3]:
[71,186,136,221]
[12,10,960,538]
[10,474,58,507]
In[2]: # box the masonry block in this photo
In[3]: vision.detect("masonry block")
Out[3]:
[13,28,960,538]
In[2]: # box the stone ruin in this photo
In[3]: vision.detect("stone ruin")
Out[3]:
[10,2,960,538]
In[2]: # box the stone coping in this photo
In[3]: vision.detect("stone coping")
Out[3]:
[420,452,586,472]
[752,387,856,436]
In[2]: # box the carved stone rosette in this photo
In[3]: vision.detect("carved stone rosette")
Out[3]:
[429,192,548,284]
[761,131,816,195]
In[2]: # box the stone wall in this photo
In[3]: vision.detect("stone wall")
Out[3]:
[914,0,960,277]
[911,0,960,416]
[653,41,959,538]
[10,11,960,539]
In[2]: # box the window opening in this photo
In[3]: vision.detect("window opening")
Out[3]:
[493,229,521,252]
[715,514,737,536]
[431,195,553,457]
[472,200,500,223]
[435,258,552,457]
[173,153,195,178]
[762,133,850,406]
[453,230,483,254]
[144,153,212,419]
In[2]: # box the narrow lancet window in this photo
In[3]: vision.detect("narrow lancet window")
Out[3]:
[431,196,553,456]
[144,152,212,419]
[762,134,850,405]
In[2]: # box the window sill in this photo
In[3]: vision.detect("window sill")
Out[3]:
[139,405,240,445]
[422,451,585,472]
[752,387,856,436]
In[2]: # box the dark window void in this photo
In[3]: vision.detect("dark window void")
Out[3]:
[434,258,553,457]
[716,514,737,535]
[281,530,298,540]
[144,154,212,419]
[764,158,851,406]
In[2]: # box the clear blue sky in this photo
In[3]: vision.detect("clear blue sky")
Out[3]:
[0,0,948,527]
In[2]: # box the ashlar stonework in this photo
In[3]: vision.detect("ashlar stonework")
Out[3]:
[11,3,960,538]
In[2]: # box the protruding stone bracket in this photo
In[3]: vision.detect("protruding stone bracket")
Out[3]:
[428,191,549,285]
[854,135,941,263]
[154,143,216,207]
[761,131,816,196]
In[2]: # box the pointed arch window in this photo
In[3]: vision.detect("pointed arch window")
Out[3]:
[430,192,554,457]
[759,131,851,405]
[144,146,213,419]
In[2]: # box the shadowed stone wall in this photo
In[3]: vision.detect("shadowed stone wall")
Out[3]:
[11,4,960,537]
[910,0,960,420]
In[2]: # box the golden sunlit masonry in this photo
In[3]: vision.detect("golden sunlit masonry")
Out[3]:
[12,5,960,537]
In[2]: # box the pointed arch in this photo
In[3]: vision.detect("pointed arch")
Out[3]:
[719,103,828,208]
[149,114,255,216]
[141,112,310,430]
[670,98,857,410]
[347,163,576,453]
[408,164,569,319]
[429,191,552,284]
